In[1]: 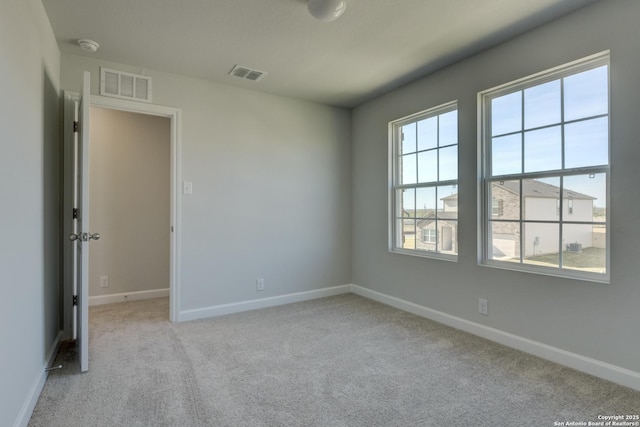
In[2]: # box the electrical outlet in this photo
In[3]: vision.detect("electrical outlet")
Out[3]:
[256,278,265,291]
[100,275,109,288]
[478,298,488,315]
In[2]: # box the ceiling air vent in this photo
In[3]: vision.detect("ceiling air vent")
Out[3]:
[100,67,152,102]
[229,65,266,82]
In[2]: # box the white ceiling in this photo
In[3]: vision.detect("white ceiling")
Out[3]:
[41,0,598,108]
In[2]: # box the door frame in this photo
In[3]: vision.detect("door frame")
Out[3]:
[63,93,182,328]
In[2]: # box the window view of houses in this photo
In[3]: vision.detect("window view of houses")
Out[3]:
[400,175,606,272]
[484,60,609,276]
[488,176,606,273]
[393,104,458,258]
[399,184,458,255]
[392,55,608,279]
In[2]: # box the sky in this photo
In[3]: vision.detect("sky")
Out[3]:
[399,65,609,211]
[490,65,608,205]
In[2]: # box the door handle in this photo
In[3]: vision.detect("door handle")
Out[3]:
[68,233,101,242]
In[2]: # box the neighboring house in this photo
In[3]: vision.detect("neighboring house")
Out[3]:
[415,212,458,254]
[413,180,598,259]
[400,190,458,255]
[406,195,458,254]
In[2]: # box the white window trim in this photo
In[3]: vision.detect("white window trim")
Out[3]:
[477,51,610,283]
[388,101,458,262]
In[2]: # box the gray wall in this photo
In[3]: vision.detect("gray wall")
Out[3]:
[61,53,352,312]
[0,0,61,425]
[89,107,171,297]
[352,0,640,374]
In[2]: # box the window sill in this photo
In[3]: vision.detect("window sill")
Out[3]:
[480,259,609,284]
[390,248,458,263]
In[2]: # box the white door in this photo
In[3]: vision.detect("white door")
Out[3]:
[70,71,98,372]
[442,226,453,251]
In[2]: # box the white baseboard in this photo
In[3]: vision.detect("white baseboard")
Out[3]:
[89,288,169,306]
[179,284,352,322]
[350,284,640,391]
[14,330,63,427]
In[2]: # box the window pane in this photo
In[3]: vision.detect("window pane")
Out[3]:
[562,224,606,274]
[491,92,522,136]
[564,65,608,121]
[437,185,458,220]
[400,188,415,218]
[439,110,458,147]
[398,219,416,250]
[416,187,436,218]
[490,221,520,261]
[417,150,437,183]
[402,122,416,154]
[439,145,457,181]
[417,116,437,151]
[523,223,559,267]
[522,177,560,221]
[565,117,608,168]
[490,180,519,220]
[564,173,606,222]
[524,126,561,172]
[524,79,561,129]
[491,134,521,176]
[400,153,417,185]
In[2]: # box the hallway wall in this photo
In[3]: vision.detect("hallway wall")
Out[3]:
[89,107,171,298]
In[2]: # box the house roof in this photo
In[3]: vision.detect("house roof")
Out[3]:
[442,179,595,200]
[497,180,595,200]
[410,212,458,228]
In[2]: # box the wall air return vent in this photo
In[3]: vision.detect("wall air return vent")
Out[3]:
[100,67,152,102]
[229,65,266,82]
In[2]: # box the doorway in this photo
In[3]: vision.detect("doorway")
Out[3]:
[63,93,181,343]
[89,96,181,324]
[88,107,170,311]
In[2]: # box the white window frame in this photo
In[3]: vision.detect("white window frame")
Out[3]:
[389,101,458,261]
[478,51,610,283]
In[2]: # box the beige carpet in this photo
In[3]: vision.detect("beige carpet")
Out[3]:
[30,294,639,426]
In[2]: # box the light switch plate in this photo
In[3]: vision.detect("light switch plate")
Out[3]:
[183,181,193,194]
[100,275,109,288]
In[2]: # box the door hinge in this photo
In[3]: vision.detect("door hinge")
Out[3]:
[73,208,79,219]
[73,295,78,306]
[73,121,79,133]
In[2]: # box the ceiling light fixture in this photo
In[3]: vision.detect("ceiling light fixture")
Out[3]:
[308,0,346,22]
[77,39,100,53]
